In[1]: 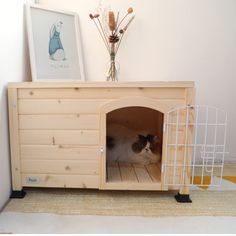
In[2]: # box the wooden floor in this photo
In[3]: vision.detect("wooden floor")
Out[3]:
[107,162,161,183]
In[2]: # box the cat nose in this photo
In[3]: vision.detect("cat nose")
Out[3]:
[145,148,149,151]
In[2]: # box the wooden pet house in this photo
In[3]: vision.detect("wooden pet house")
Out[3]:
[8,81,227,202]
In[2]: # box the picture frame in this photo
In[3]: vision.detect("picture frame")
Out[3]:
[26,3,85,81]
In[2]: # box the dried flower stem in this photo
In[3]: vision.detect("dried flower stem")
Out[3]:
[115,12,119,34]
[97,17,110,48]
[114,12,129,35]
[91,18,110,53]
[123,15,135,32]
[107,43,117,81]
[115,15,135,53]
[115,33,124,53]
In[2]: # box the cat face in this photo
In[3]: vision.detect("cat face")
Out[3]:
[132,134,160,155]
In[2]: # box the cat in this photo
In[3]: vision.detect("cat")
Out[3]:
[106,124,161,165]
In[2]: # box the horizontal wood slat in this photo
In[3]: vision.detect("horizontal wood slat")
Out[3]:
[18,99,185,115]
[104,182,162,190]
[20,130,99,145]
[19,114,99,130]
[18,88,185,99]
[21,174,99,188]
[9,81,194,88]
[21,160,99,175]
[18,99,111,114]
[20,145,100,160]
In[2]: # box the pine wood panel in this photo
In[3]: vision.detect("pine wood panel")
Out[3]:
[9,81,195,88]
[20,145,100,160]
[21,174,99,188]
[146,164,161,182]
[8,88,22,190]
[107,162,122,182]
[18,88,185,99]
[179,88,196,194]
[18,99,111,114]
[104,182,162,190]
[106,162,161,184]
[21,160,99,175]
[8,82,195,192]
[19,114,99,130]
[119,163,138,182]
[133,164,153,183]
[20,130,99,145]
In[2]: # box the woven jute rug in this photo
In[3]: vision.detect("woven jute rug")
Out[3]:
[3,188,236,217]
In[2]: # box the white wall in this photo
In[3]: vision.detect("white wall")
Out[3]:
[40,0,236,161]
[0,0,30,209]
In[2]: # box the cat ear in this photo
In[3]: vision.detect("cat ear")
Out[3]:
[153,136,159,143]
[138,134,146,141]
[146,134,159,143]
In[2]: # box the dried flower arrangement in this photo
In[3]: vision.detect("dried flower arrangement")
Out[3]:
[89,7,135,81]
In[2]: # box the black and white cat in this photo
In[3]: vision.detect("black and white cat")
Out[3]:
[106,124,161,165]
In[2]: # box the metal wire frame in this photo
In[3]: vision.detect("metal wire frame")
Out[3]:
[163,105,228,187]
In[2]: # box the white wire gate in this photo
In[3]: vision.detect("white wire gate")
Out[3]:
[163,105,228,187]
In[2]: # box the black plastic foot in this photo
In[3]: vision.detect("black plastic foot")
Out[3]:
[10,190,26,199]
[175,192,192,203]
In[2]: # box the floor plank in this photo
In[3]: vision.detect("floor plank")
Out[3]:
[119,163,138,182]
[133,164,152,183]
[146,164,161,182]
[107,162,161,183]
[107,162,121,182]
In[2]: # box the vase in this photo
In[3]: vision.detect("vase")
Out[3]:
[106,44,119,81]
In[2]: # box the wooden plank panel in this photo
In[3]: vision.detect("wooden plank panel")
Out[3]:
[19,114,99,130]
[146,164,161,182]
[18,99,110,114]
[107,162,121,182]
[9,81,195,89]
[179,87,195,194]
[8,88,22,190]
[21,174,99,188]
[20,145,100,160]
[18,88,185,99]
[104,182,162,191]
[133,164,152,183]
[21,160,99,175]
[18,99,185,115]
[119,163,138,182]
[169,167,183,185]
[20,130,99,145]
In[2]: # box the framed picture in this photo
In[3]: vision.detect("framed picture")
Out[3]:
[26,4,85,81]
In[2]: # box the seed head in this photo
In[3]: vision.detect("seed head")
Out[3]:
[94,14,100,18]
[108,11,116,31]
[127,7,133,14]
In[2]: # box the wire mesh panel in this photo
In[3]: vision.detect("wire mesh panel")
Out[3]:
[163,105,227,187]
